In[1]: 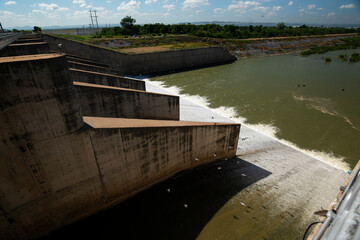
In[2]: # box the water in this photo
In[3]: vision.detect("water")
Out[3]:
[151,50,360,169]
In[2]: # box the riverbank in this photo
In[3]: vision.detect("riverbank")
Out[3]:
[228,34,359,59]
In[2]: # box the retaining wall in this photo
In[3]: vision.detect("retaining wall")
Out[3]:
[70,68,145,90]
[0,42,50,57]
[67,61,123,75]
[43,34,236,75]
[74,81,179,120]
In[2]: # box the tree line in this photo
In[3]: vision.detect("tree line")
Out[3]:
[98,16,360,39]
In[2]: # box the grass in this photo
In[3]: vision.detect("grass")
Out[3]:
[324,57,332,63]
[349,53,360,63]
[338,54,348,62]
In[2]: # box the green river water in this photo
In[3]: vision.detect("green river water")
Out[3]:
[151,50,360,169]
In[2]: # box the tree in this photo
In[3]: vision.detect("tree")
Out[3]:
[120,16,136,29]
[33,26,42,32]
[277,22,286,30]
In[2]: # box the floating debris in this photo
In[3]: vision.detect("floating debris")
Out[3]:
[167,188,171,193]
[218,167,221,170]
[184,204,188,208]
[241,174,247,177]
[213,153,217,157]
[229,146,234,149]
[195,157,199,161]
[241,202,246,206]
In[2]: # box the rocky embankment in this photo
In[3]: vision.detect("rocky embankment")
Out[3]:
[229,34,355,58]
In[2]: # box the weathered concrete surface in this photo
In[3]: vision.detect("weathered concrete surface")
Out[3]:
[74,81,179,120]
[66,56,109,68]
[0,53,240,239]
[14,38,43,44]
[144,80,348,239]
[0,42,50,57]
[43,34,236,75]
[67,61,123,76]
[70,68,145,90]
[86,117,240,206]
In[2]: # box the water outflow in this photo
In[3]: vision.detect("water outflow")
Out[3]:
[150,50,360,169]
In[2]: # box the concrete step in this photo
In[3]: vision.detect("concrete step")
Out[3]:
[13,38,43,44]
[68,61,123,76]
[74,81,179,120]
[70,68,145,91]
[66,55,109,68]
[0,42,50,56]
[18,34,41,39]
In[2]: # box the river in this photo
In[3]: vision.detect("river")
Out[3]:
[151,50,360,169]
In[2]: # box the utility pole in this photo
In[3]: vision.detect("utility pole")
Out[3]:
[0,21,4,33]
[89,10,95,34]
[94,10,99,29]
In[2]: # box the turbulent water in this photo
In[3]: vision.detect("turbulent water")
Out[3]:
[151,50,360,169]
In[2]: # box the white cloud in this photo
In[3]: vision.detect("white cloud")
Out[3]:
[94,7,105,11]
[317,8,323,11]
[228,1,260,12]
[340,4,356,9]
[163,12,170,16]
[163,4,175,11]
[195,10,202,13]
[5,1,16,5]
[273,6,282,11]
[183,0,209,9]
[328,12,335,17]
[73,0,85,4]
[38,3,69,12]
[106,1,112,3]
[0,10,15,15]
[253,6,269,12]
[213,8,226,14]
[145,0,158,5]
[307,4,316,10]
[117,0,141,11]
[288,1,293,6]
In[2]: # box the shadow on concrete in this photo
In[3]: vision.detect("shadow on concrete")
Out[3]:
[39,157,271,240]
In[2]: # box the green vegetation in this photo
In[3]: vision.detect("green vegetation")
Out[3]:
[301,37,360,56]
[324,57,332,63]
[33,26,42,33]
[98,16,359,39]
[338,54,348,62]
[349,53,360,63]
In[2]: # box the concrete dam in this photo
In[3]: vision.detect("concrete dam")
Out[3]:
[0,33,351,240]
[0,34,240,239]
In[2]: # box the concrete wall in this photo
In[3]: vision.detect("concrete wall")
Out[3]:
[74,82,179,120]
[67,61,123,76]
[70,68,145,90]
[0,42,50,57]
[0,53,240,239]
[43,34,236,75]
[14,38,43,44]
[66,56,109,68]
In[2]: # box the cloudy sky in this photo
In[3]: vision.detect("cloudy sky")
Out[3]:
[1,0,359,28]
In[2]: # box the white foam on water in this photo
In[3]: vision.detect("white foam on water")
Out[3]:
[145,79,350,171]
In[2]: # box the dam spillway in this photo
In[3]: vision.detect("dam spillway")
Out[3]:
[0,34,239,239]
[0,33,350,240]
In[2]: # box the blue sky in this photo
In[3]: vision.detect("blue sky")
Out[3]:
[1,0,359,28]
